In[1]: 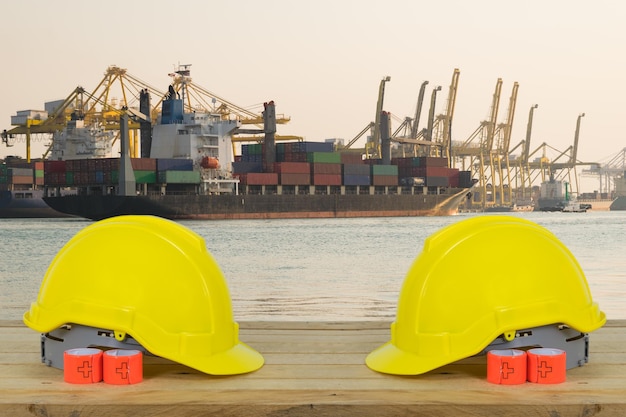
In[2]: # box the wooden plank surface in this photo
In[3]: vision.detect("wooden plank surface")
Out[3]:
[1,320,625,417]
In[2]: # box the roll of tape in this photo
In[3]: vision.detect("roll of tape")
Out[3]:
[103,349,143,385]
[64,348,103,384]
[527,348,566,384]
[486,349,527,385]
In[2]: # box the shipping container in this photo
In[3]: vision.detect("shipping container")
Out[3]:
[304,141,334,153]
[8,167,33,177]
[157,170,201,184]
[343,164,370,176]
[44,160,66,174]
[8,175,33,185]
[232,161,263,174]
[343,174,370,186]
[134,170,157,184]
[312,173,342,186]
[238,172,279,185]
[419,156,449,167]
[370,165,398,176]
[274,162,311,174]
[340,152,363,164]
[311,163,342,175]
[156,158,194,172]
[372,175,398,186]
[280,173,311,185]
[306,152,341,164]
[425,176,449,187]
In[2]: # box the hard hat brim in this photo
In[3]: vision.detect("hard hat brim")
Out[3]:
[182,341,264,375]
[366,341,439,375]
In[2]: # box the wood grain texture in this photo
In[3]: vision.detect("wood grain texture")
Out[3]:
[1,320,625,417]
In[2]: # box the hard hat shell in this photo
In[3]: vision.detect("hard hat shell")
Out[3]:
[24,215,263,375]
[366,215,606,375]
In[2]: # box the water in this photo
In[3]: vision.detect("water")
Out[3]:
[1,211,625,322]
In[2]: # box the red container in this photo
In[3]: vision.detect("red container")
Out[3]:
[311,163,342,175]
[312,174,342,185]
[372,175,398,186]
[340,152,363,164]
[10,175,33,185]
[44,160,66,174]
[280,173,310,185]
[274,162,311,174]
[244,172,279,185]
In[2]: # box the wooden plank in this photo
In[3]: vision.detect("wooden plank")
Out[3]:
[1,320,625,417]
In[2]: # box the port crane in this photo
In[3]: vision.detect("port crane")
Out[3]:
[391,68,461,159]
[581,147,626,194]
[490,81,519,206]
[4,65,295,161]
[451,78,503,208]
[509,104,538,201]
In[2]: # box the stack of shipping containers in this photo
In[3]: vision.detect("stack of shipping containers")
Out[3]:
[43,158,199,188]
[0,161,44,190]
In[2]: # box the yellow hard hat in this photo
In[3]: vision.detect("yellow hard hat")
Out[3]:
[24,215,263,375]
[366,215,606,375]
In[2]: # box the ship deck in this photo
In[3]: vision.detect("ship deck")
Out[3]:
[2,319,625,416]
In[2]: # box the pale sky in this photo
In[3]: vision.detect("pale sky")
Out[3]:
[1,0,625,190]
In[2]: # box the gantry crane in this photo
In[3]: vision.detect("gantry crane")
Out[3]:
[490,81,519,206]
[509,104,538,201]
[368,76,391,157]
[432,68,461,162]
[451,78,502,208]
[343,76,390,155]
[582,147,626,194]
[391,68,461,159]
[4,65,295,161]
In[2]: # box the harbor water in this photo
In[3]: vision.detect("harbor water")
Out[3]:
[1,211,625,322]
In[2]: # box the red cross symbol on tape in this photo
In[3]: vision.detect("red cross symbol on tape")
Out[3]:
[501,361,515,379]
[78,360,92,378]
[537,360,553,378]
[116,361,129,380]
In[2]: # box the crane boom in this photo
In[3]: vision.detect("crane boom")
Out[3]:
[523,104,538,164]
[571,113,585,165]
[485,78,503,151]
[371,76,391,154]
[442,68,460,148]
[410,81,429,138]
[502,82,519,153]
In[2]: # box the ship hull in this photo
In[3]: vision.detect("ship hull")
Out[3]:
[0,190,73,218]
[44,188,470,221]
[610,196,626,211]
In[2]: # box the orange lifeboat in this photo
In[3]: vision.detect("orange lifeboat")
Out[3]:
[201,157,220,169]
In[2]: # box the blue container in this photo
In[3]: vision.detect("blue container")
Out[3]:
[156,158,194,172]
[232,161,263,174]
[343,174,370,186]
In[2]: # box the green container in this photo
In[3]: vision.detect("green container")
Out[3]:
[65,171,74,185]
[306,152,341,164]
[134,170,157,184]
[158,170,201,184]
[371,165,398,176]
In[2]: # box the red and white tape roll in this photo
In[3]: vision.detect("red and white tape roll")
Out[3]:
[527,348,566,384]
[64,348,103,384]
[486,349,527,385]
[103,349,143,385]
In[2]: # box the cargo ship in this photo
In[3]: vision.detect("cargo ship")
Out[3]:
[42,74,474,221]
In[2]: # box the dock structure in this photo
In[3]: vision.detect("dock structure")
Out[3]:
[2,320,625,416]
